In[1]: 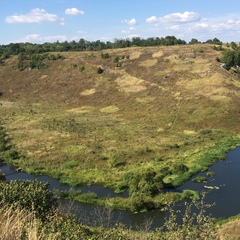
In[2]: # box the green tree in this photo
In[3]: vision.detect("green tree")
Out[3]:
[221,50,235,70]
[230,41,238,50]
[234,50,240,66]
[189,38,200,44]
[127,168,163,197]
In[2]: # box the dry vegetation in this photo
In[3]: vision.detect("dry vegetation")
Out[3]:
[1,43,240,238]
[1,44,240,186]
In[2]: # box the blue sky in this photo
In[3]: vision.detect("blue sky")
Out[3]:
[1,0,240,45]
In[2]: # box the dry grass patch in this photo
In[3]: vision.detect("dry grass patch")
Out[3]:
[67,106,95,113]
[183,130,196,135]
[191,58,212,73]
[100,105,119,113]
[218,219,240,240]
[130,51,141,60]
[80,88,96,96]
[165,54,180,62]
[116,74,147,93]
[0,101,16,108]
[40,75,48,79]
[136,97,155,103]
[152,50,164,58]
[0,206,47,240]
[139,59,158,67]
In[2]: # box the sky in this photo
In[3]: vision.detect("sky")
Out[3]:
[1,0,240,45]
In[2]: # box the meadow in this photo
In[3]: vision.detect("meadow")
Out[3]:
[1,44,240,211]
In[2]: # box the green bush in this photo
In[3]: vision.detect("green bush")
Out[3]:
[0,126,6,152]
[206,171,215,177]
[112,56,120,63]
[127,167,163,197]
[78,65,85,72]
[97,67,104,74]
[101,52,110,59]
[180,189,200,200]
[192,176,207,183]
[0,180,58,220]
[172,163,189,174]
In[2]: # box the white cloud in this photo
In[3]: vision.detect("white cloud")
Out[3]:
[5,8,64,25]
[65,8,84,15]
[129,26,136,31]
[146,16,157,24]
[122,18,137,25]
[146,11,200,25]
[18,34,67,43]
[162,11,200,23]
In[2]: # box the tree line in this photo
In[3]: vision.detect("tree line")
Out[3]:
[0,36,222,62]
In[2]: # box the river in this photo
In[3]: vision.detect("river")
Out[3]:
[1,146,240,229]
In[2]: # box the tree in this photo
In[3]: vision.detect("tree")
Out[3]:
[127,167,163,197]
[230,41,238,50]
[234,50,240,66]
[221,50,235,70]
[189,38,200,44]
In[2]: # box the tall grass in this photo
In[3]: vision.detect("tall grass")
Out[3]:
[0,206,56,240]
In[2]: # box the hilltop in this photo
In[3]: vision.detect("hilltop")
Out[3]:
[0,44,240,211]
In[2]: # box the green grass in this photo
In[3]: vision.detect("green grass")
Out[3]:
[1,44,240,211]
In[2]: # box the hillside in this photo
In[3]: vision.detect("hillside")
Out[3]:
[0,44,240,210]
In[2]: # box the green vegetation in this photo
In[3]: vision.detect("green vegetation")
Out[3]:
[15,52,64,71]
[1,40,240,238]
[0,185,224,239]
[206,171,215,177]
[0,180,57,220]
[192,176,207,183]
[1,43,240,213]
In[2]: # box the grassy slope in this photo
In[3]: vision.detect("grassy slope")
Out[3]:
[0,44,240,190]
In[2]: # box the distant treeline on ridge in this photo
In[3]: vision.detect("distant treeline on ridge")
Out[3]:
[0,36,222,58]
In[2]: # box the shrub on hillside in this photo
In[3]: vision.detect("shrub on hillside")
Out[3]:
[97,67,104,74]
[0,180,58,220]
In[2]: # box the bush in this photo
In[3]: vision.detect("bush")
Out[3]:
[172,163,189,174]
[127,167,163,197]
[97,67,104,74]
[192,176,207,183]
[206,171,215,177]
[156,193,217,239]
[112,56,120,63]
[180,189,200,200]
[0,126,6,152]
[78,65,85,72]
[101,53,110,59]
[0,180,58,220]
